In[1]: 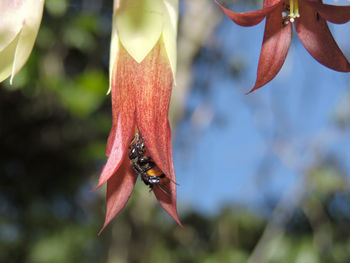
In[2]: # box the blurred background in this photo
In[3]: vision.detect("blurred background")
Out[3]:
[1,0,350,262]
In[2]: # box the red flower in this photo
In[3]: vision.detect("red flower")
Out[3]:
[95,0,181,233]
[216,0,350,92]
[96,40,182,233]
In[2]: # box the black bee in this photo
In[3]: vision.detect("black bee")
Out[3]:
[129,132,170,194]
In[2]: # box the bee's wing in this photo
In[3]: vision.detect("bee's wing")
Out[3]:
[156,183,171,196]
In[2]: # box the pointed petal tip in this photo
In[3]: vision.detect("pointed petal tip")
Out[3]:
[90,180,104,193]
[246,9,292,94]
[97,160,137,235]
[175,215,184,228]
[95,168,115,190]
[246,85,259,95]
[246,80,267,94]
[332,62,350,73]
[98,209,121,235]
[89,187,98,194]
[214,0,224,10]
[97,116,135,188]
[153,185,183,227]
[165,204,183,228]
[215,0,284,27]
[98,221,109,236]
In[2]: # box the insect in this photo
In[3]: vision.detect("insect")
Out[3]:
[282,11,290,26]
[129,132,170,194]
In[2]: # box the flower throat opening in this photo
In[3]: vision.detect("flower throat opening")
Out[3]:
[282,0,300,25]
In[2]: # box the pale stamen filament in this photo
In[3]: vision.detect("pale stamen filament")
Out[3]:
[290,0,294,18]
[283,0,300,24]
[289,0,300,22]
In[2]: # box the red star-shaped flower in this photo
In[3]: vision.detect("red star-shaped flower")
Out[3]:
[216,0,350,92]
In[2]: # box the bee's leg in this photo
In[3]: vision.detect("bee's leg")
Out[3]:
[140,172,150,186]
[135,135,144,149]
[129,147,138,159]
[129,132,140,147]
[132,161,144,174]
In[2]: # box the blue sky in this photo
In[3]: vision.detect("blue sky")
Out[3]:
[174,1,350,215]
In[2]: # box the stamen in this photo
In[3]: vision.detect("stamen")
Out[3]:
[289,0,294,18]
[283,0,300,24]
[294,0,300,18]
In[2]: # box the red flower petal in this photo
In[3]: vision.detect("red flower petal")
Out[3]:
[135,39,181,226]
[97,43,139,188]
[303,0,350,24]
[96,114,135,188]
[106,43,139,154]
[135,42,173,174]
[215,0,284,27]
[99,159,137,234]
[152,123,182,227]
[105,124,117,157]
[249,7,292,93]
[295,1,350,72]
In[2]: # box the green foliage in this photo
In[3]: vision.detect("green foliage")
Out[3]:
[53,70,108,117]
[45,0,68,17]
[28,225,97,263]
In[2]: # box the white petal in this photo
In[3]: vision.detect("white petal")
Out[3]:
[0,0,25,52]
[0,0,44,83]
[0,34,20,82]
[10,0,45,83]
